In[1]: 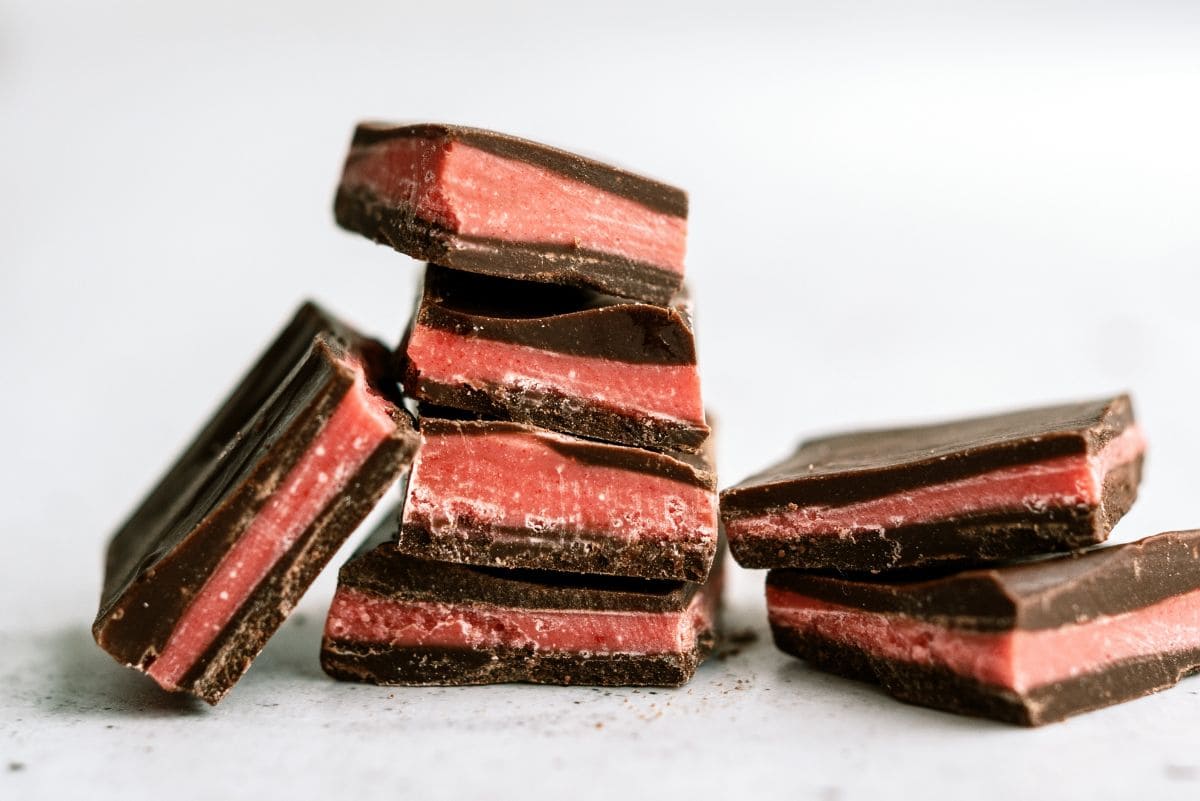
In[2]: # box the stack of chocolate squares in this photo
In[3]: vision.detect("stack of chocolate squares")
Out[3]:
[90,123,720,703]
[717,396,1200,726]
[319,124,723,686]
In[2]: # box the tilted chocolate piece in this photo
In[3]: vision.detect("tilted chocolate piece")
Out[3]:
[402,265,709,452]
[92,303,419,704]
[722,395,1145,571]
[398,417,718,581]
[322,512,723,687]
[334,123,688,305]
[766,530,1200,726]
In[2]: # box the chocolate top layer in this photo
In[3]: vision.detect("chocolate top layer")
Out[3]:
[768,529,1200,631]
[96,302,411,622]
[342,507,699,613]
[349,122,688,218]
[415,265,696,364]
[418,417,716,490]
[723,395,1135,510]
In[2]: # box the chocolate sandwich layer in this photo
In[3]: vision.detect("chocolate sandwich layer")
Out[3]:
[398,417,719,581]
[722,395,1145,571]
[766,530,1200,725]
[92,302,419,704]
[321,512,722,687]
[401,265,709,452]
[334,123,688,305]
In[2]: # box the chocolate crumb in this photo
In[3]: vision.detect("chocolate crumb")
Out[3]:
[715,627,760,660]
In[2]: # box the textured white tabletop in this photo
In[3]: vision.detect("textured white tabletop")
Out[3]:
[4,2,1200,799]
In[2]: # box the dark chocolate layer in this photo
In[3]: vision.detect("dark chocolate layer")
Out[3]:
[396,518,716,583]
[91,303,419,703]
[415,264,696,364]
[340,517,701,613]
[772,624,1200,727]
[321,641,711,688]
[722,395,1135,512]
[409,382,710,454]
[418,417,716,490]
[767,525,1200,632]
[348,123,688,218]
[335,187,682,306]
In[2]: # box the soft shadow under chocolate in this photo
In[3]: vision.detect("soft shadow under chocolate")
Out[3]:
[27,626,202,718]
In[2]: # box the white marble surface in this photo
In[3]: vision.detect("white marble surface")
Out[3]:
[4,2,1200,799]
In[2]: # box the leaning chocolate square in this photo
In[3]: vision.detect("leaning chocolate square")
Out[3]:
[334,123,688,305]
[398,417,718,581]
[402,265,708,452]
[92,303,419,704]
[766,529,1200,725]
[721,395,1145,571]
[321,512,723,687]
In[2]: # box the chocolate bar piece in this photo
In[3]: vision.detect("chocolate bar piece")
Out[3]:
[767,530,1200,725]
[722,395,1145,571]
[321,513,723,686]
[92,303,419,704]
[334,123,688,305]
[402,265,708,452]
[398,417,718,581]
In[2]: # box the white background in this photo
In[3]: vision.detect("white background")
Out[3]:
[3,1,1200,799]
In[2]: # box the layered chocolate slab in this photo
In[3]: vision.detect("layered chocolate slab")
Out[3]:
[92,302,420,704]
[402,265,708,452]
[322,514,722,686]
[722,395,1145,571]
[334,123,688,305]
[767,530,1200,725]
[398,417,718,581]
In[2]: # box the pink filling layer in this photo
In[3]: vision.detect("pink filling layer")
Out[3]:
[728,425,1146,540]
[147,366,396,690]
[325,587,710,655]
[767,584,1200,692]
[403,429,717,544]
[342,136,687,274]
[407,324,704,424]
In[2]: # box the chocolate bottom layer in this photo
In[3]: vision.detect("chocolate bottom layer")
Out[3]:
[335,188,681,306]
[407,373,708,454]
[731,458,1142,571]
[398,520,716,583]
[772,624,1200,726]
[321,630,715,688]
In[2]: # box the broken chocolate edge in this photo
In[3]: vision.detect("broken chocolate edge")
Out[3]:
[93,341,357,664]
[335,188,681,306]
[349,122,688,218]
[92,303,416,688]
[175,435,418,703]
[730,455,1141,574]
[722,395,1135,511]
